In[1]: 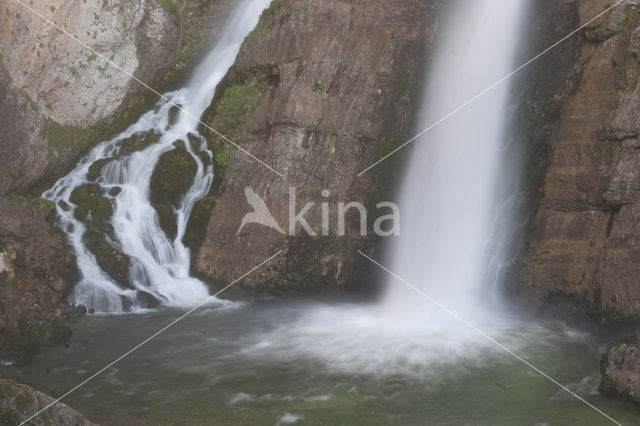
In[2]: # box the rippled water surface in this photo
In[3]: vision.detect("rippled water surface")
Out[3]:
[3,296,640,425]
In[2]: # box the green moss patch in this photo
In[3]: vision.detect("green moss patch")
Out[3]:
[596,139,618,158]
[302,131,312,149]
[149,142,198,239]
[87,158,112,181]
[43,119,100,150]
[209,76,272,169]
[157,0,182,18]
[312,80,326,94]
[246,0,288,41]
[69,184,113,231]
[120,130,161,156]
[29,322,71,348]
[83,228,131,288]
[215,79,269,135]
[184,195,215,249]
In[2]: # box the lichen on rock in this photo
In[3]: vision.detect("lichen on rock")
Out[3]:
[600,333,640,404]
[0,378,96,425]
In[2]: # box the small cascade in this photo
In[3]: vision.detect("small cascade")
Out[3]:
[44,0,273,313]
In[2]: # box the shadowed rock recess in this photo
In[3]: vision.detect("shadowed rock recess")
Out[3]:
[195,0,442,294]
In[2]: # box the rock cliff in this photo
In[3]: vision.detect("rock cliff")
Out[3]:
[194,0,442,293]
[516,0,640,324]
[0,0,232,360]
[513,0,640,406]
[0,0,232,195]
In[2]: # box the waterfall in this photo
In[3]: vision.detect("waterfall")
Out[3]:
[383,0,527,322]
[44,0,273,313]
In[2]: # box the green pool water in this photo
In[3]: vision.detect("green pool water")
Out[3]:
[3,296,639,425]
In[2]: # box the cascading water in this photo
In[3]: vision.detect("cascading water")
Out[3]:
[383,0,527,322]
[234,0,534,372]
[44,0,273,313]
[14,2,640,422]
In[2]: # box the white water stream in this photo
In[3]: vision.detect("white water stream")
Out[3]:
[44,0,272,313]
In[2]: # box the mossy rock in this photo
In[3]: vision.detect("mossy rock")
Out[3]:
[83,228,131,288]
[29,322,71,347]
[187,133,203,151]
[69,184,113,231]
[0,327,34,363]
[183,195,216,248]
[197,151,212,168]
[168,105,180,127]
[214,77,270,136]
[149,142,197,238]
[120,130,161,155]
[0,322,71,363]
[86,157,112,181]
[150,142,197,206]
[152,202,177,241]
[136,291,160,309]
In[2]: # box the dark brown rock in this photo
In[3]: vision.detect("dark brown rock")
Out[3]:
[194,0,442,293]
[0,197,77,361]
[515,1,640,322]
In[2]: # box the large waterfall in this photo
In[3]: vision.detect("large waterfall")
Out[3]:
[383,0,527,321]
[44,0,272,313]
[241,0,533,371]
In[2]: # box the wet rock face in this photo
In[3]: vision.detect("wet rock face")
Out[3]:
[0,197,77,361]
[195,0,443,292]
[0,0,233,196]
[515,1,640,322]
[150,142,198,240]
[600,334,640,404]
[0,378,96,425]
